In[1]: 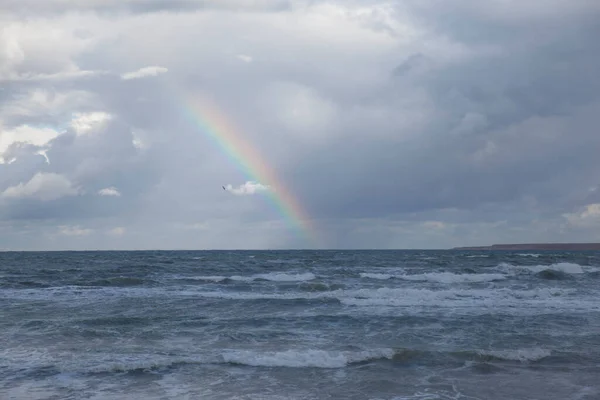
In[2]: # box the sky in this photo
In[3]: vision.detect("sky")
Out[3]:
[1,0,599,250]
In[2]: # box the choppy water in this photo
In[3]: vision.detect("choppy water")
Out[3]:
[1,250,600,399]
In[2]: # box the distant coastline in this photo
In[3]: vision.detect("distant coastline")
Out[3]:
[453,243,600,251]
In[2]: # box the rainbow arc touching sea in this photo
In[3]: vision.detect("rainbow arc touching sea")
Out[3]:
[180,91,315,244]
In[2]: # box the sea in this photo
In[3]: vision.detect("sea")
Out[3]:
[1,250,599,400]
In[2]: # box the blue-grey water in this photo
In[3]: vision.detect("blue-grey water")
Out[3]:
[1,250,599,399]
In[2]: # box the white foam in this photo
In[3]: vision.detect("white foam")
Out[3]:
[479,348,552,362]
[499,262,599,274]
[5,277,599,316]
[360,272,505,283]
[532,262,586,274]
[516,253,541,258]
[360,273,394,280]
[185,275,227,282]
[398,272,506,284]
[253,272,315,282]
[183,285,598,314]
[221,348,394,368]
[336,286,588,311]
[187,272,316,283]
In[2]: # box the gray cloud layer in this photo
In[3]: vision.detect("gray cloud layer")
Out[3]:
[1,0,599,249]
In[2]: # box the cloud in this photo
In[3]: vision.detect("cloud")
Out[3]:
[59,225,93,236]
[98,186,121,197]
[0,125,62,164]
[237,54,253,63]
[1,89,94,122]
[225,181,271,195]
[0,0,294,16]
[69,112,112,135]
[0,16,105,82]
[1,172,79,201]
[257,82,339,145]
[107,226,125,236]
[563,204,600,228]
[37,149,50,164]
[0,0,599,249]
[121,66,168,80]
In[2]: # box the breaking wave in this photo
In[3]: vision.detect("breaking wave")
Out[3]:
[360,272,506,283]
[398,272,506,284]
[360,273,394,280]
[498,262,599,275]
[180,272,316,283]
[221,348,394,368]
[1,346,558,377]
[477,348,552,362]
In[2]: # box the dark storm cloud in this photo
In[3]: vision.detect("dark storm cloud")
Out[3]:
[284,0,600,230]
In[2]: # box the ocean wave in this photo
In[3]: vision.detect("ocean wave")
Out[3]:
[398,272,506,284]
[88,277,152,287]
[498,262,599,275]
[179,275,228,283]
[298,282,337,292]
[336,287,576,308]
[252,272,316,282]
[5,282,597,314]
[477,348,552,362]
[2,348,394,374]
[360,273,394,280]
[221,348,394,368]
[390,347,554,364]
[360,272,506,283]
[183,286,588,312]
[0,345,584,381]
[181,272,315,283]
[535,269,573,280]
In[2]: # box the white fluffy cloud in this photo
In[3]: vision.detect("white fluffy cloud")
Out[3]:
[0,16,104,81]
[98,187,121,196]
[225,181,271,195]
[70,112,112,136]
[0,125,62,164]
[1,172,79,201]
[121,66,168,80]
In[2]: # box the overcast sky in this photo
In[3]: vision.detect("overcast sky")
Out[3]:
[1,0,599,250]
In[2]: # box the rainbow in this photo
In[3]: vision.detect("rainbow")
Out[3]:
[180,91,314,244]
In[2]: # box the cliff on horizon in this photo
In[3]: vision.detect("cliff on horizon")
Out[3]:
[453,243,600,251]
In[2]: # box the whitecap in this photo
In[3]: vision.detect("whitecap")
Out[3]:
[221,348,394,368]
[184,276,228,282]
[183,272,315,283]
[359,273,394,280]
[253,272,315,282]
[478,348,552,362]
[499,262,599,275]
[398,272,506,284]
